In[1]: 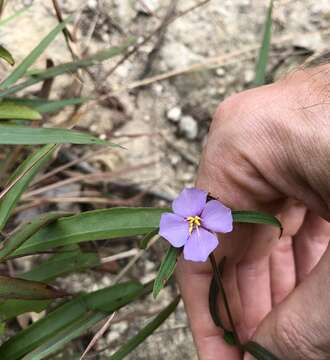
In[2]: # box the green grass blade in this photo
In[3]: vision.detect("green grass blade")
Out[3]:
[0,275,66,300]
[5,97,89,113]
[0,125,119,145]
[0,281,145,359]
[0,17,70,88]
[139,228,159,249]
[153,245,180,299]
[0,6,31,27]
[0,44,131,97]
[20,251,100,282]
[0,45,14,66]
[0,212,71,261]
[110,296,180,360]
[0,299,49,322]
[232,210,282,234]
[21,313,104,360]
[0,249,98,320]
[12,208,166,256]
[0,144,56,231]
[254,0,273,86]
[0,101,41,120]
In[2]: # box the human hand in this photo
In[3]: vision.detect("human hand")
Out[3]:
[176,64,330,359]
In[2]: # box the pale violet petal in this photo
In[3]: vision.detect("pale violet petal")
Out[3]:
[159,213,189,247]
[172,188,207,217]
[183,228,219,262]
[201,200,233,233]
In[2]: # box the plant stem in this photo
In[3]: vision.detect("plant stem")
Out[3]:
[209,252,242,352]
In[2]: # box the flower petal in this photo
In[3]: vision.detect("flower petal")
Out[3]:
[159,213,189,247]
[201,200,233,233]
[172,188,207,217]
[183,228,219,262]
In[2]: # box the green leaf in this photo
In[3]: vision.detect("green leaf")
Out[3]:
[0,281,147,359]
[0,275,66,300]
[0,212,72,261]
[5,97,89,114]
[109,296,180,360]
[208,258,226,329]
[0,43,132,97]
[0,17,71,88]
[0,6,31,28]
[0,248,98,320]
[21,313,103,360]
[0,101,41,120]
[244,341,281,360]
[254,0,273,86]
[20,251,100,282]
[0,144,56,231]
[153,245,180,299]
[12,208,166,256]
[232,210,282,234]
[0,299,50,321]
[0,125,119,145]
[139,228,159,249]
[0,45,14,66]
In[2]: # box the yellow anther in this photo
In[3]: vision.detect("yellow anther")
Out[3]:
[187,216,202,234]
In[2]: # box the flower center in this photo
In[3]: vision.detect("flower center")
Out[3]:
[187,216,201,234]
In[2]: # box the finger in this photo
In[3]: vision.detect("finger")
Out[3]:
[218,258,243,331]
[176,258,241,360]
[293,211,330,282]
[269,236,296,305]
[247,242,330,360]
[270,202,306,305]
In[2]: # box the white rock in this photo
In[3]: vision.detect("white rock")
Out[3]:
[135,0,160,13]
[216,68,225,76]
[244,69,255,83]
[87,0,98,9]
[167,107,182,122]
[179,115,198,140]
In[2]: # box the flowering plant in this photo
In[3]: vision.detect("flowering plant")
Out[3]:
[156,187,282,359]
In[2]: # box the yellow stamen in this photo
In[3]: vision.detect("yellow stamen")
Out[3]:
[187,216,202,234]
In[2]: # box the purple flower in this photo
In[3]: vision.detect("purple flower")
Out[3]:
[159,188,233,262]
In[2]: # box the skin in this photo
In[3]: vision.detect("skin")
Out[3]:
[176,64,330,359]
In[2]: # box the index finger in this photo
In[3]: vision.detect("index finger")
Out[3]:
[176,257,241,360]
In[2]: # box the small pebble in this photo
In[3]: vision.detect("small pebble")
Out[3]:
[179,115,198,140]
[166,107,182,122]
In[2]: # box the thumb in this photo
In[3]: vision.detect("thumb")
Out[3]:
[245,243,330,360]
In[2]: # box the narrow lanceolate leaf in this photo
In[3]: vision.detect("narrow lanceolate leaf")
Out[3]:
[0,281,146,360]
[20,251,100,282]
[139,228,159,249]
[12,208,166,256]
[232,210,282,234]
[254,0,273,86]
[153,245,180,299]
[244,341,281,360]
[208,258,226,329]
[0,276,66,300]
[0,101,41,120]
[0,125,119,145]
[0,43,132,97]
[0,248,97,320]
[0,18,71,88]
[0,212,72,261]
[5,97,88,113]
[0,6,31,28]
[0,45,14,66]
[0,145,56,231]
[110,296,180,360]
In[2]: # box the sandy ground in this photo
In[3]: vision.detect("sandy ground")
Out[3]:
[1,0,330,358]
